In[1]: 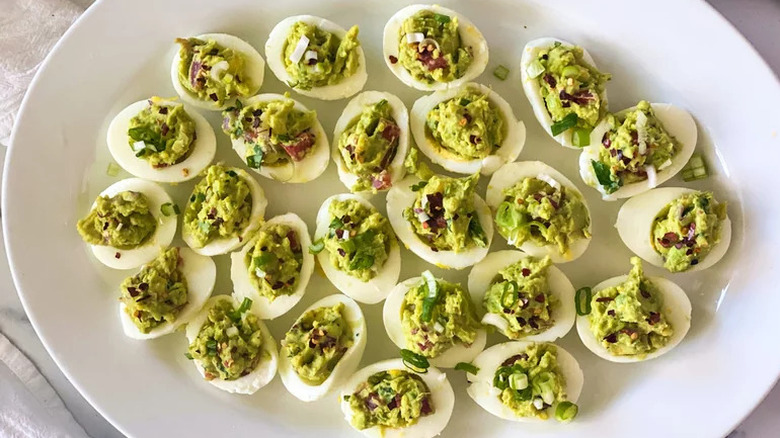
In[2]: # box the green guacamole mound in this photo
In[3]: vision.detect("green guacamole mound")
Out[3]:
[283,22,361,90]
[348,369,434,430]
[651,192,727,272]
[128,100,196,168]
[426,89,504,161]
[403,173,487,253]
[282,303,354,385]
[77,190,157,249]
[495,177,590,256]
[183,165,253,248]
[403,147,434,181]
[493,343,567,420]
[188,299,265,381]
[323,199,394,282]
[337,99,401,192]
[176,37,253,106]
[120,247,188,333]
[398,10,473,84]
[588,258,673,357]
[246,223,303,300]
[222,98,317,169]
[401,276,481,358]
[484,256,557,339]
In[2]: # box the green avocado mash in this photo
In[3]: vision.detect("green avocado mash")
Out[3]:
[426,88,504,161]
[348,369,434,430]
[283,22,361,90]
[398,11,472,84]
[484,256,557,338]
[120,247,188,333]
[403,147,434,181]
[222,98,317,170]
[175,37,253,106]
[183,165,252,248]
[77,191,156,249]
[493,343,567,420]
[128,99,196,167]
[403,173,487,253]
[588,257,673,357]
[401,276,481,358]
[282,303,354,385]
[246,223,303,300]
[323,199,394,282]
[337,99,401,192]
[651,192,727,272]
[495,177,590,256]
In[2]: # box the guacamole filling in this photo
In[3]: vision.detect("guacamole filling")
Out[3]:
[128,99,196,167]
[337,99,401,192]
[323,199,393,282]
[120,247,188,333]
[425,89,504,161]
[403,174,487,253]
[246,223,303,300]
[283,22,361,90]
[282,303,353,385]
[348,369,434,430]
[188,299,264,380]
[483,256,557,338]
[398,10,473,84]
[183,165,252,248]
[175,37,253,106]
[651,192,727,272]
[77,191,156,249]
[495,177,590,256]
[588,258,673,357]
[403,147,434,181]
[493,343,567,420]
[401,276,481,358]
[592,101,680,193]
[222,98,318,170]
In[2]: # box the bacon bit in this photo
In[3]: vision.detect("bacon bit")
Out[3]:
[388,393,402,410]
[603,333,618,343]
[388,55,398,64]
[365,393,380,411]
[534,294,546,303]
[595,297,613,303]
[631,131,639,146]
[160,123,169,136]
[501,353,528,367]
[158,106,168,115]
[420,397,433,415]
[372,170,392,190]
[209,93,218,102]
[115,252,121,259]
[337,248,346,257]
[543,74,556,88]
[528,318,539,329]
[610,148,617,157]
[127,287,138,298]
[272,281,284,290]
[281,132,315,161]
[607,309,616,316]
[416,49,448,71]
[138,282,149,292]
[533,193,543,202]
[516,317,527,327]
[559,90,595,106]
[381,122,401,145]
[657,232,679,248]
[646,312,661,325]
[207,208,217,220]
[287,231,300,252]
[620,328,639,340]
[640,289,651,299]
[521,268,531,277]
[549,198,559,209]
[427,193,444,212]
[690,259,699,266]
[602,133,611,148]
[189,61,203,88]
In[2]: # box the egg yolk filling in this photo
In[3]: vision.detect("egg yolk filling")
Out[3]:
[425,88,504,161]
[651,192,726,273]
[398,10,473,84]
[245,223,303,300]
[348,369,434,430]
[282,303,354,385]
[495,177,590,256]
[175,37,253,106]
[127,99,196,167]
[77,190,157,249]
[588,257,673,357]
[183,165,252,248]
[337,99,401,192]
[283,21,361,90]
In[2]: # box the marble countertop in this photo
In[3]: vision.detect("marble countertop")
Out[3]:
[1,0,779,437]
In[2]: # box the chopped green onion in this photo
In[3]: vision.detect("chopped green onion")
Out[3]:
[493,65,510,81]
[681,153,709,181]
[458,98,471,106]
[134,149,147,158]
[420,271,439,322]
[308,239,325,254]
[571,127,592,147]
[106,162,121,177]
[410,181,428,192]
[400,349,430,373]
[591,160,620,194]
[501,281,519,308]
[342,395,351,402]
[509,372,529,390]
[184,353,193,360]
[575,287,592,316]
[525,59,545,79]
[454,362,479,374]
[561,65,581,78]
[206,340,217,350]
[495,201,523,229]
[226,170,238,177]
[196,193,206,202]
[348,253,375,270]
[253,252,274,266]
[555,401,578,423]
[160,202,178,217]
[468,217,487,247]
[550,113,578,136]
[247,145,264,169]
[433,13,451,24]
[237,297,252,313]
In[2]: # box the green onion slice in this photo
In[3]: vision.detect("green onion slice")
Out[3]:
[681,152,708,181]
[575,287,592,316]
[550,113,578,136]
[237,297,252,314]
[106,162,121,177]
[433,13,451,24]
[308,239,325,254]
[571,127,592,147]
[420,271,439,322]
[493,65,510,81]
[160,202,178,217]
[400,349,430,373]
[526,59,545,79]
[501,281,519,308]
[555,401,579,423]
[454,362,479,374]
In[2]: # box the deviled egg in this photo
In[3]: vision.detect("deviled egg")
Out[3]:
[231,213,314,320]
[182,164,267,256]
[222,94,329,183]
[119,247,216,340]
[579,101,698,200]
[410,82,526,175]
[387,173,493,269]
[279,294,366,402]
[313,194,401,304]
[467,341,583,423]
[333,91,410,193]
[486,161,592,263]
[383,273,487,367]
[76,178,177,270]
[575,257,692,363]
[339,359,455,438]
[383,4,488,91]
[468,251,575,342]
[520,38,610,148]
[616,187,731,273]
[185,295,278,394]
[171,33,265,111]
[266,15,367,100]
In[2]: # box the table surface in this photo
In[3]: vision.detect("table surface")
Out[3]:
[1,0,778,437]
